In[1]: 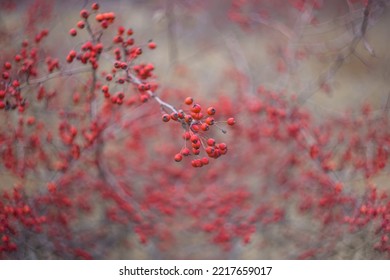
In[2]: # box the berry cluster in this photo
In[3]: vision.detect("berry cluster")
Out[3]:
[66,2,159,106]
[65,3,233,168]
[0,186,46,256]
[0,31,55,112]
[162,97,235,167]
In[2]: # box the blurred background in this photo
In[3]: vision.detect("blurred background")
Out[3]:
[1,0,390,259]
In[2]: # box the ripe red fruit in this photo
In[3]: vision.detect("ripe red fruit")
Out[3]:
[191,104,202,113]
[148,41,157,49]
[207,138,216,146]
[205,117,215,125]
[181,148,190,156]
[190,135,199,143]
[184,115,193,124]
[201,123,209,131]
[218,143,227,150]
[170,112,178,121]
[227,117,235,126]
[69,28,77,36]
[183,131,191,140]
[77,20,85,29]
[14,55,22,62]
[2,72,9,79]
[91,3,100,10]
[4,62,11,70]
[207,107,216,115]
[184,97,193,105]
[162,114,171,122]
[174,153,183,162]
[80,9,89,19]
[95,14,104,22]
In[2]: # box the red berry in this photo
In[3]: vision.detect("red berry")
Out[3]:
[2,72,9,80]
[192,141,201,149]
[148,41,157,49]
[191,159,203,168]
[184,115,193,124]
[77,20,85,29]
[162,114,171,122]
[69,28,77,36]
[95,14,104,22]
[191,103,201,113]
[184,97,193,105]
[170,112,178,121]
[174,153,183,162]
[80,9,89,19]
[69,50,77,58]
[14,55,22,62]
[201,123,209,131]
[207,107,216,115]
[218,143,227,150]
[181,148,190,156]
[183,131,191,140]
[205,147,214,155]
[227,117,235,126]
[4,62,11,70]
[207,138,216,146]
[190,135,199,143]
[91,3,100,10]
[205,117,215,125]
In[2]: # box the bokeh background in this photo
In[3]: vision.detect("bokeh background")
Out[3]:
[1,0,390,259]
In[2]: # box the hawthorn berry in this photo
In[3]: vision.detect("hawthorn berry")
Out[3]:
[201,157,209,165]
[181,148,190,156]
[77,21,85,29]
[80,9,89,19]
[207,107,216,115]
[201,123,209,131]
[4,62,11,70]
[91,3,100,10]
[174,153,183,162]
[162,114,171,122]
[191,103,202,113]
[69,28,77,36]
[207,138,216,146]
[184,97,193,105]
[148,41,157,49]
[227,117,235,126]
[205,117,215,125]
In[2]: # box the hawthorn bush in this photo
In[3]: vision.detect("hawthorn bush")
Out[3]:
[0,0,390,259]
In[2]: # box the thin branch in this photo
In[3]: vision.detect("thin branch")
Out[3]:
[297,0,374,105]
[20,66,92,89]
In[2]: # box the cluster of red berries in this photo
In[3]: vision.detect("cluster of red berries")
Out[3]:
[67,4,109,69]
[162,97,235,167]
[103,39,157,104]
[67,3,158,106]
[0,186,46,256]
[68,3,108,38]
[0,36,54,111]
